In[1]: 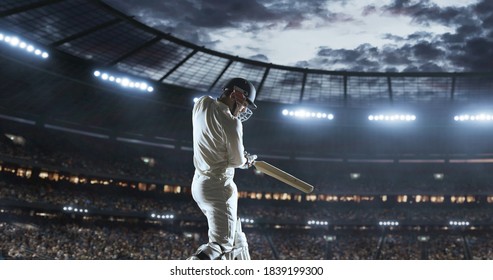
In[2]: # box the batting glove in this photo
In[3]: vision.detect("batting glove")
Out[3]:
[240,151,257,169]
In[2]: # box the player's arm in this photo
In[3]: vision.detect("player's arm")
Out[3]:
[223,118,247,168]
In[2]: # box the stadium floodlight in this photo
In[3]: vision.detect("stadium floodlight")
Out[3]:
[417,235,430,242]
[433,173,444,180]
[62,205,89,214]
[0,31,49,59]
[240,217,255,224]
[454,114,493,122]
[282,109,334,120]
[307,220,329,226]
[449,220,470,226]
[368,114,416,122]
[150,213,174,220]
[378,220,399,227]
[324,235,336,241]
[93,69,154,93]
[350,173,360,180]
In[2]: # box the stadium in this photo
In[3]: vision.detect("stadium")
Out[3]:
[1,0,493,260]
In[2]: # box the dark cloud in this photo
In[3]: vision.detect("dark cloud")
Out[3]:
[482,14,493,28]
[105,0,358,58]
[384,67,400,72]
[455,25,483,38]
[403,65,420,72]
[436,0,493,71]
[412,41,444,60]
[191,0,276,27]
[448,38,493,71]
[362,5,378,16]
[106,0,356,35]
[406,31,434,41]
[308,0,493,72]
[104,0,493,72]
[109,0,275,28]
[417,61,444,72]
[440,23,483,48]
[308,40,451,72]
[294,60,310,68]
[105,0,276,50]
[381,48,413,65]
[382,33,404,42]
[382,0,431,16]
[383,0,477,27]
[384,31,433,43]
[248,54,269,62]
[326,0,493,72]
[253,0,356,31]
[313,44,385,72]
[106,0,359,39]
[474,0,493,16]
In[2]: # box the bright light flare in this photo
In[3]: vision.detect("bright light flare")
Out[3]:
[283,109,334,120]
[307,220,329,226]
[0,31,49,59]
[379,220,399,226]
[454,114,493,122]
[93,69,154,93]
[369,114,416,122]
[150,213,175,220]
[449,220,470,226]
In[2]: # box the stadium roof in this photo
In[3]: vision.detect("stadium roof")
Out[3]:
[1,0,493,108]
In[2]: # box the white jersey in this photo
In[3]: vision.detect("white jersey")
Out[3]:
[192,96,247,178]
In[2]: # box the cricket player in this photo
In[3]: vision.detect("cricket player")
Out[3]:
[188,77,257,260]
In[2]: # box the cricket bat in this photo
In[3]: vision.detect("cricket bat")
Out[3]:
[253,161,314,194]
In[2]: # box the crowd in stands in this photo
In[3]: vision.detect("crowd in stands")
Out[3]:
[2,216,492,260]
[467,232,493,259]
[0,221,196,260]
[427,233,466,260]
[379,233,422,260]
[2,175,493,226]
[1,173,493,260]
[0,178,203,219]
[0,130,193,186]
[2,129,493,260]
[2,129,493,195]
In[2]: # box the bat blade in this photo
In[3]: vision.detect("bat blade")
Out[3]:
[253,161,314,194]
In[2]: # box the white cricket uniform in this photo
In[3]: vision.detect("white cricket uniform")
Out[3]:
[191,96,247,251]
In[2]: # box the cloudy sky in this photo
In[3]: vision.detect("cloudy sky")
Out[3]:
[104,0,493,72]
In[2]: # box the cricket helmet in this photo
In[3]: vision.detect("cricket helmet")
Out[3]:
[222,77,257,109]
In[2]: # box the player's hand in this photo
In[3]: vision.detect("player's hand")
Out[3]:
[240,151,257,169]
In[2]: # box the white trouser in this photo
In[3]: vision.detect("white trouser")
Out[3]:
[224,219,250,260]
[192,172,238,251]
